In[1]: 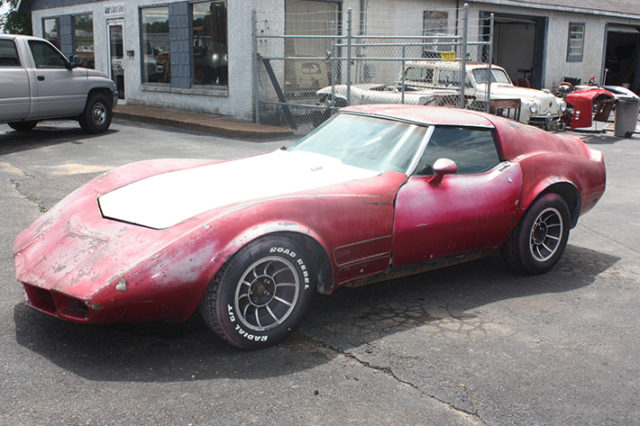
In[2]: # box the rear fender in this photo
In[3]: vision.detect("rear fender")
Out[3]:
[519,178,582,228]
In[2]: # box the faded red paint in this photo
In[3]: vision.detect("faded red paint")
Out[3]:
[14,105,606,327]
[565,88,614,130]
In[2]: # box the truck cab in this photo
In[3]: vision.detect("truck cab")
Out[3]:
[0,34,117,133]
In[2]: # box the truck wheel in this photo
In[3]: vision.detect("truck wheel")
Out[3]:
[79,93,112,134]
[8,121,37,131]
[199,236,315,349]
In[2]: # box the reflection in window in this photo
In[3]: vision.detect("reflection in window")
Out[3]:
[405,67,434,83]
[141,6,170,83]
[192,1,228,86]
[415,126,500,175]
[43,18,60,50]
[0,40,20,66]
[28,40,68,69]
[73,14,94,69]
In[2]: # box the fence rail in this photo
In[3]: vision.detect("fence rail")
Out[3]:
[254,4,494,133]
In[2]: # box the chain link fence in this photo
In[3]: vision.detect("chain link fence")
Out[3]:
[254,5,498,133]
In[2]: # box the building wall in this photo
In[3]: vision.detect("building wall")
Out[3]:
[32,0,256,119]
[29,0,640,120]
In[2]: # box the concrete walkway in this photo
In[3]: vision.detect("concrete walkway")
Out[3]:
[113,104,294,139]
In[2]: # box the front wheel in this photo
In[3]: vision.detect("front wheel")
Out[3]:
[8,121,37,131]
[199,236,315,349]
[79,93,112,134]
[502,193,570,275]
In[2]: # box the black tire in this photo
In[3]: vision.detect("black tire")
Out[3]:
[79,93,112,134]
[502,193,570,275]
[8,121,37,131]
[199,236,315,349]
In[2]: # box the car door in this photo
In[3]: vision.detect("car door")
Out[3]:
[0,39,30,121]
[26,39,87,119]
[392,125,522,266]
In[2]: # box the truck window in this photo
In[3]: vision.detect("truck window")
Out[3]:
[0,40,20,66]
[405,67,433,83]
[28,40,67,69]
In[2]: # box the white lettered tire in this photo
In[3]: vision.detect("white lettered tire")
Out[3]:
[199,236,315,349]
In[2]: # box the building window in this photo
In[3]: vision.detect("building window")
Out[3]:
[73,14,94,68]
[43,18,60,50]
[192,1,228,86]
[141,6,170,83]
[567,22,585,62]
[423,11,450,57]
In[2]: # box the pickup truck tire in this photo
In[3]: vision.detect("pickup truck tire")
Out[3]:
[8,121,37,131]
[79,93,112,134]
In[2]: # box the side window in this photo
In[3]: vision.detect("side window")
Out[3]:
[405,67,433,83]
[0,40,20,66]
[28,40,68,68]
[415,126,500,175]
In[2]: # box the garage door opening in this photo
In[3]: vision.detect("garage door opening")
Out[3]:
[481,12,547,89]
[604,26,640,94]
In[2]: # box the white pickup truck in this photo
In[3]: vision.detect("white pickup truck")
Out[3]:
[0,34,117,133]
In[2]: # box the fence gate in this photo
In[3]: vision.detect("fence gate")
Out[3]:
[254,4,495,133]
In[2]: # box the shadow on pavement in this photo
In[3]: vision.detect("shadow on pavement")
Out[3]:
[14,244,618,382]
[0,124,117,155]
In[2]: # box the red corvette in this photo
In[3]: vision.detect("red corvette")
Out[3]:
[14,105,606,349]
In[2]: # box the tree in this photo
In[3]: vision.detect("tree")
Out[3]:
[1,0,32,35]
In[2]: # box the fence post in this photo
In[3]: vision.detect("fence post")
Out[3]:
[330,21,337,107]
[346,8,353,106]
[252,9,260,123]
[486,13,494,113]
[401,45,406,104]
[458,3,469,109]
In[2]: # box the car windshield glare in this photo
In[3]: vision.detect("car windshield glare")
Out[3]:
[288,114,430,174]
[472,68,511,84]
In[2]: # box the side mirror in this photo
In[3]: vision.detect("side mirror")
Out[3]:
[429,158,458,184]
[68,55,82,68]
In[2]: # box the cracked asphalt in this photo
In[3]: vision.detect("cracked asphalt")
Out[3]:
[1,119,639,425]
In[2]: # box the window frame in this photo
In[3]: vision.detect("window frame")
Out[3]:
[412,125,502,176]
[139,5,170,85]
[191,0,229,87]
[566,22,585,63]
[42,17,61,50]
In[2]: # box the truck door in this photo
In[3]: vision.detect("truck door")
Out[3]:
[25,39,87,119]
[0,39,30,121]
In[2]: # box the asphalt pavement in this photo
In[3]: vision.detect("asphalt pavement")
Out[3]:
[0,118,639,425]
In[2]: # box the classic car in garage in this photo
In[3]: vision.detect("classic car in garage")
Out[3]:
[14,105,606,349]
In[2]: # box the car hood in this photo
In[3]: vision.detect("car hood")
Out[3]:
[99,150,380,229]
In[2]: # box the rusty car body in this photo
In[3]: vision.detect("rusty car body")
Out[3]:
[14,105,606,349]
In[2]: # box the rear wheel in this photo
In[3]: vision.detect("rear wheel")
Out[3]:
[502,193,570,274]
[199,236,315,349]
[79,93,112,134]
[8,121,37,131]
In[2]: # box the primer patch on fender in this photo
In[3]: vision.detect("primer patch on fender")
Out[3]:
[98,150,378,229]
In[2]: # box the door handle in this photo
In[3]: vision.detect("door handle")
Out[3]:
[37,75,45,81]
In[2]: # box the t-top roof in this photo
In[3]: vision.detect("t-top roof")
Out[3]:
[342,105,496,128]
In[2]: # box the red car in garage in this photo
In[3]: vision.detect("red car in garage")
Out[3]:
[14,105,606,349]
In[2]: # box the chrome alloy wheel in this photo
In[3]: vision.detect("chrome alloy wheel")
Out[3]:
[529,207,564,262]
[234,256,300,332]
[92,102,107,126]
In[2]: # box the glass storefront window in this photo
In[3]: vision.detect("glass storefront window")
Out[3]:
[73,14,94,69]
[43,18,60,50]
[141,6,170,84]
[192,1,228,86]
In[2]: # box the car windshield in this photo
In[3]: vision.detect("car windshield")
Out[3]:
[288,114,430,174]
[472,68,511,84]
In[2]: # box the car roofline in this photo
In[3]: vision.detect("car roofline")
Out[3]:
[340,109,496,129]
